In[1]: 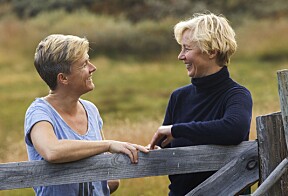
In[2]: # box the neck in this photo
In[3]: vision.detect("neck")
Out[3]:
[44,91,80,115]
[191,66,231,91]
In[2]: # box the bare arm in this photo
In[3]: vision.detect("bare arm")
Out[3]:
[30,121,148,163]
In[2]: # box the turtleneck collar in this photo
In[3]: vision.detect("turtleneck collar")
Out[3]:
[191,66,230,91]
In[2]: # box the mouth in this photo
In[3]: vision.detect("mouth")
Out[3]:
[185,64,192,69]
[87,75,93,81]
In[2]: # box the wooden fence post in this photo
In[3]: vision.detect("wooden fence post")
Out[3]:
[256,112,288,195]
[253,70,288,195]
[278,70,288,147]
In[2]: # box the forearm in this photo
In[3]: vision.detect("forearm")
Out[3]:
[172,118,250,145]
[42,139,111,163]
[30,121,148,164]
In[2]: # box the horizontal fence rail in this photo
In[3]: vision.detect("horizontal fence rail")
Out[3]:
[0,141,256,190]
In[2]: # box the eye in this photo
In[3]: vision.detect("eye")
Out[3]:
[182,47,191,53]
[83,59,90,67]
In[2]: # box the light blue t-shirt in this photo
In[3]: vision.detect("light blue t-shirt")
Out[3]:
[24,98,110,196]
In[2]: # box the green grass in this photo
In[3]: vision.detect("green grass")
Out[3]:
[0,10,288,195]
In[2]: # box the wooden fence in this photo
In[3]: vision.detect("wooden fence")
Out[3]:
[1,70,288,195]
[1,141,258,195]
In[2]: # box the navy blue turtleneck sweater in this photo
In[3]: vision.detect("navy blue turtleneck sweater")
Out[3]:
[163,66,253,195]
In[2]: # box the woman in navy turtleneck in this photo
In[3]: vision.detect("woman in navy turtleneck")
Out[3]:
[149,13,253,195]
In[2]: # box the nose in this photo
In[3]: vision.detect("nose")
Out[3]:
[89,62,97,73]
[178,50,185,60]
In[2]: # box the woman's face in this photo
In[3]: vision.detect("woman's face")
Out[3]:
[66,53,97,95]
[178,30,220,78]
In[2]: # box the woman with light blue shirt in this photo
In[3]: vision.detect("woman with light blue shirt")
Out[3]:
[24,34,149,196]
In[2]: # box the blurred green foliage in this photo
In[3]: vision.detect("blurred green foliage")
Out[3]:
[1,0,288,58]
[5,0,288,21]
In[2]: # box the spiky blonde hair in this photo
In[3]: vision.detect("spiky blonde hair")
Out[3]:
[34,34,89,90]
[174,13,237,65]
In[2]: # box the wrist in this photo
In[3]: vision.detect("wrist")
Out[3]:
[103,140,112,152]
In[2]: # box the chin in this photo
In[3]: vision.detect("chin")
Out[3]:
[188,72,194,77]
[86,85,95,92]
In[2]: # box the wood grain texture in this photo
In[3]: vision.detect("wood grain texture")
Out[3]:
[187,142,258,196]
[256,112,288,195]
[0,141,255,190]
[277,70,288,148]
[253,158,288,196]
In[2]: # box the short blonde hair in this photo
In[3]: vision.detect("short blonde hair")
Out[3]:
[174,13,237,65]
[34,34,89,90]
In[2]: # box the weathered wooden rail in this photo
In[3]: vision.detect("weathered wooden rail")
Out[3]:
[1,141,258,195]
[2,70,288,195]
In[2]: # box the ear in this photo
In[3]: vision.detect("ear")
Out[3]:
[57,73,69,85]
[208,50,218,59]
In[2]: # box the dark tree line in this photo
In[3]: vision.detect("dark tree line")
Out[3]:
[1,0,288,21]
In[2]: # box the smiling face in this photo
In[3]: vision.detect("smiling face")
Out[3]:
[178,30,221,78]
[65,53,97,95]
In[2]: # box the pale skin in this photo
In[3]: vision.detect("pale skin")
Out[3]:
[30,54,149,166]
[150,29,222,150]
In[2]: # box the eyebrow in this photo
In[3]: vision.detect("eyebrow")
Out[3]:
[182,44,193,48]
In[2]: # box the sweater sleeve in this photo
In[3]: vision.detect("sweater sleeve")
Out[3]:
[163,94,174,126]
[171,89,253,145]
[154,94,174,148]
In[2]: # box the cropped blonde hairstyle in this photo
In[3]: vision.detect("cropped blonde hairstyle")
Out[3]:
[34,34,89,90]
[174,13,237,66]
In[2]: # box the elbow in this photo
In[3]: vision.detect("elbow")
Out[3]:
[230,138,245,145]
[41,149,62,163]
[227,128,250,145]
[44,156,59,163]
[34,140,66,163]
[220,137,246,146]
[222,118,250,145]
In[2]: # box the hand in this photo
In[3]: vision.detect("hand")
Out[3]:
[149,125,173,150]
[145,144,161,150]
[108,141,149,163]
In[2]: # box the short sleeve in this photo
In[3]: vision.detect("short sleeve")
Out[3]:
[24,104,54,147]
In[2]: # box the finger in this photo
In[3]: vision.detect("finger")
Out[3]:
[149,133,162,150]
[149,134,158,150]
[131,148,138,164]
[133,144,149,153]
[144,144,150,150]
[126,144,138,163]
[153,145,161,150]
[161,136,172,148]
[156,145,162,149]
[120,145,135,163]
[161,138,169,148]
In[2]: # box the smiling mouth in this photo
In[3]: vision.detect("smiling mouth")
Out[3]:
[87,76,93,81]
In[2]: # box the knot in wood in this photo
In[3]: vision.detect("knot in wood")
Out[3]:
[246,159,257,170]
